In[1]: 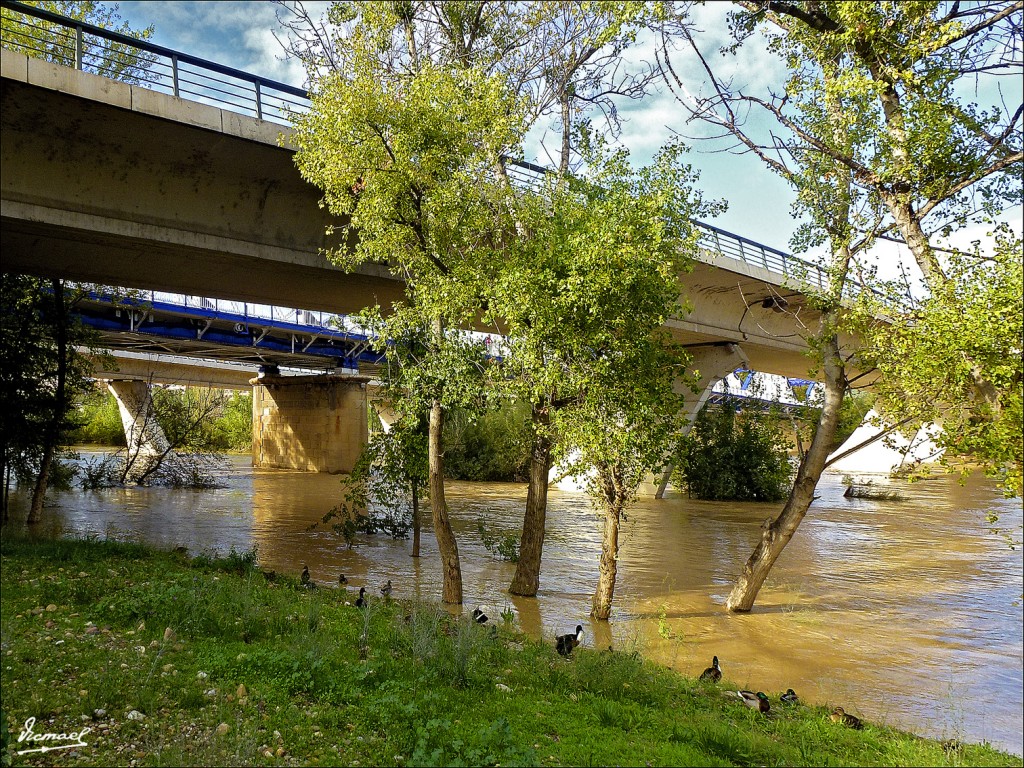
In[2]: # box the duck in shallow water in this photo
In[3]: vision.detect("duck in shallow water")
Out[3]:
[380,580,393,598]
[699,655,722,682]
[471,606,489,625]
[735,690,770,713]
[555,625,583,657]
[338,573,348,587]
[300,564,310,586]
[780,688,799,705]
[830,707,864,729]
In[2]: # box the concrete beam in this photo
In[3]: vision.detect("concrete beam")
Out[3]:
[85,349,256,389]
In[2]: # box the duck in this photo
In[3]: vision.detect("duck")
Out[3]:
[830,707,864,729]
[699,655,722,682]
[941,738,964,756]
[354,586,367,608]
[338,573,348,586]
[300,564,310,586]
[380,580,393,598]
[735,690,770,713]
[780,688,799,705]
[555,625,583,657]
[471,606,489,625]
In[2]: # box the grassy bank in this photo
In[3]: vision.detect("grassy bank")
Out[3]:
[0,537,1018,767]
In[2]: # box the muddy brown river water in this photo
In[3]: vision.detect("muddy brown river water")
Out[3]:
[6,453,1022,756]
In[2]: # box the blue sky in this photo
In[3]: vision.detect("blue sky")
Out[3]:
[112,1,1019,275]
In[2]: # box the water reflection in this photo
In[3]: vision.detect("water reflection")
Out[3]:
[4,455,1021,756]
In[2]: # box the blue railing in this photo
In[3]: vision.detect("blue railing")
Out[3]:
[1,0,830,289]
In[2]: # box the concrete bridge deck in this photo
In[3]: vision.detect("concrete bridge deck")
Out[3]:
[1,47,861,380]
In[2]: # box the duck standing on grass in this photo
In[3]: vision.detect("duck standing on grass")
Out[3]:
[555,625,583,657]
[699,655,722,682]
[780,688,799,705]
[355,586,367,608]
[735,690,770,713]
[830,707,863,729]
[300,564,310,586]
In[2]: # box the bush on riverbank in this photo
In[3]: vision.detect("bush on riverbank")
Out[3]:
[69,387,253,453]
[0,536,1018,768]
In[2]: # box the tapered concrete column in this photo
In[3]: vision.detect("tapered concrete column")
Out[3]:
[251,374,370,473]
[107,379,172,479]
[652,342,750,498]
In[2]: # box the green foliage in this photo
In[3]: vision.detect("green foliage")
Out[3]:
[1,535,1020,768]
[70,385,126,446]
[410,716,536,767]
[0,276,95,506]
[673,404,795,502]
[476,518,520,562]
[0,1,156,83]
[70,388,253,453]
[711,2,1022,499]
[443,401,531,482]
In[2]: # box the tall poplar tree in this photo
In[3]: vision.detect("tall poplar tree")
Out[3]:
[283,0,674,602]
[656,0,1022,610]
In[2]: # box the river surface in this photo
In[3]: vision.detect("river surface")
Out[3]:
[5,452,1022,756]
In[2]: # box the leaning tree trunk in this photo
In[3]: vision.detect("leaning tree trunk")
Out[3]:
[510,404,551,596]
[591,463,626,620]
[29,279,69,524]
[725,330,846,612]
[428,395,462,604]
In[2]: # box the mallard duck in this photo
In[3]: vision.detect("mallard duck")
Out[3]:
[300,564,310,586]
[780,688,799,705]
[472,606,489,625]
[355,586,367,608]
[555,625,583,657]
[830,707,863,729]
[338,573,348,586]
[380,580,393,598]
[735,690,770,713]
[941,738,964,756]
[699,655,722,682]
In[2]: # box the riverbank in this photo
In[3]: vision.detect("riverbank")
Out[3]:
[1,537,1018,767]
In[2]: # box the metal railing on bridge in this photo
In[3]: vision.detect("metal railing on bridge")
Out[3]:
[1,0,834,291]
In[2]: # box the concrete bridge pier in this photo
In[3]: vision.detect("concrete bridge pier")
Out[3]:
[107,379,172,480]
[652,342,750,498]
[251,374,370,473]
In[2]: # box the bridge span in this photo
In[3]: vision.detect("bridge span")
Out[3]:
[1,9,879,478]
[1,44,865,382]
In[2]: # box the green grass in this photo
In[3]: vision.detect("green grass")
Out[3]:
[0,535,1019,767]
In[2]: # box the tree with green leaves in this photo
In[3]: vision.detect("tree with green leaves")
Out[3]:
[0,1,156,82]
[673,403,794,502]
[656,0,1021,610]
[288,3,533,604]
[0,276,95,523]
[491,134,711,615]
[284,0,676,604]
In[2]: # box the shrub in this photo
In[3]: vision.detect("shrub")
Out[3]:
[672,403,794,501]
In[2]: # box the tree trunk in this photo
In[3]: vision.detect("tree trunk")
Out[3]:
[725,330,846,612]
[29,279,69,524]
[882,192,1003,413]
[510,405,551,596]
[591,463,624,620]
[428,395,462,603]
[411,480,421,558]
